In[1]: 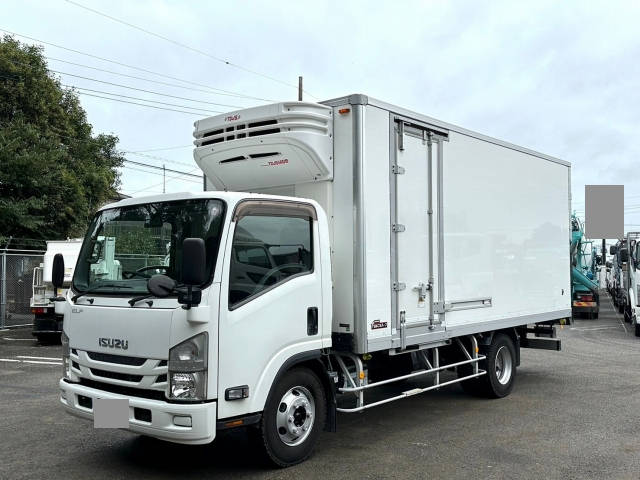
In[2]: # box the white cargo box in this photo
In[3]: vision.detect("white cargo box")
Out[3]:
[196,94,571,354]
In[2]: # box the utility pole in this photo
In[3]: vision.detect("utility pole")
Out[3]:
[163,164,166,193]
[298,76,303,101]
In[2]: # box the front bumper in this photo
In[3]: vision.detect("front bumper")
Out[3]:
[59,379,216,445]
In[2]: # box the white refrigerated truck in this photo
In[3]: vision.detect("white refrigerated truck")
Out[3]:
[59,94,571,466]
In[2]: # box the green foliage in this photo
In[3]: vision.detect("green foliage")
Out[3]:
[115,230,165,256]
[0,35,124,240]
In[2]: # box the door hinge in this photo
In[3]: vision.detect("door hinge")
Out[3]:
[433,301,446,314]
[392,165,405,175]
[392,224,405,233]
[392,282,406,291]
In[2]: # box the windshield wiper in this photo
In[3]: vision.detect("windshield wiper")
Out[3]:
[128,294,153,307]
[72,284,133,303]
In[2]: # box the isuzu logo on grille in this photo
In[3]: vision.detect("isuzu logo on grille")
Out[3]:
[98,338,129,350]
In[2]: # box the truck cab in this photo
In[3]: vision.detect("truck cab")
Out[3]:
[60,192,332,454]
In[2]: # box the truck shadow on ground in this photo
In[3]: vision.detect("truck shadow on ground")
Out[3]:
[103,373,559,476]
[112,429,269,476]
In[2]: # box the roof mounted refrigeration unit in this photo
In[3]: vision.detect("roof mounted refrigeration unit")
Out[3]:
[193,102,333,191]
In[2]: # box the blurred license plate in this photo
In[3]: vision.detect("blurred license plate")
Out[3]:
[93,398,129,428]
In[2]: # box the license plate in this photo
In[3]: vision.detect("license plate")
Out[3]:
[93,398,129,428]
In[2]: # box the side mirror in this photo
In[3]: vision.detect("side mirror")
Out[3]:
[179,238,206,309]
[620,248,629,263]
[610,246,617,255]
[147,275,176,298]
[182,238,206,285]
[52,254,65,290]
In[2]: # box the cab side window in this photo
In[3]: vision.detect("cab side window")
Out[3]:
[229,213,313,307]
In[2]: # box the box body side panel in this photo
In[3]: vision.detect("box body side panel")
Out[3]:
[442,131,571,330]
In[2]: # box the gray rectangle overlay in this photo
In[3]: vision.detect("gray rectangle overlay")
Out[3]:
[585,185,623,239]
[94,398,129,428]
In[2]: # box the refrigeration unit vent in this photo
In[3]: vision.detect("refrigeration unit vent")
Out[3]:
[193,102,333,191]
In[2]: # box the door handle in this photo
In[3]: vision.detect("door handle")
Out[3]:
[307,307,318,336]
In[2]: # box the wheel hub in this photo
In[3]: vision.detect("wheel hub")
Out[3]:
[276,386,315,446]
[495,345,513,385]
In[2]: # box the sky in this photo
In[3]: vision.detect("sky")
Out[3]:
[2,0,640,234]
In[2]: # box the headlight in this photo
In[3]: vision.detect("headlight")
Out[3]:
[168,332,208,401]
[61,331,70,380]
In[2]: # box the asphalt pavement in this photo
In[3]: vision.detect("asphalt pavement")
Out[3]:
[1,293,639,479]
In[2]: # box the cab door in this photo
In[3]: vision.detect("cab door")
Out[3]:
[217,200,324,419]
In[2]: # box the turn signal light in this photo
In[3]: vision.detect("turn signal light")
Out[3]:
[338,108,351,115]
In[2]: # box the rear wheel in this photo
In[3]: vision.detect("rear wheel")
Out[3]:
[256,367,326,467]
[460,333,516,398]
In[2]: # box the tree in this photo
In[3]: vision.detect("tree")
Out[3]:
[0,35,124,240]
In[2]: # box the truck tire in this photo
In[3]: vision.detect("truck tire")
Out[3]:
[624,305,631,323]
[460,334,516,398]
[256,367,326,467]
[634,317,640,337]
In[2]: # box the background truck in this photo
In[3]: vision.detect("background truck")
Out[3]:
[618,233,640,335]
[30,239,81,344]
[610,240,627,314]
[58,94,571,467]
[570,214,600,319]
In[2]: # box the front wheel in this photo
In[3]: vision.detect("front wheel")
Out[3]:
[256,367,326,467]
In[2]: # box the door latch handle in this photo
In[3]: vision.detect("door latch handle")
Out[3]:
[307,307,318,336]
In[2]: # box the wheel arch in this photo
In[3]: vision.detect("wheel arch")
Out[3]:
[477,328,520,367]
[265,351,336,433]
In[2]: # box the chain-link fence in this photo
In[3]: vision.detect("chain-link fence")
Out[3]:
[0,238,46,328]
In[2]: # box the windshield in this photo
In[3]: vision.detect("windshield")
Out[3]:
[73,199,226,295]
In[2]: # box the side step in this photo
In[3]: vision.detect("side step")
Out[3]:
[333,336,486,413]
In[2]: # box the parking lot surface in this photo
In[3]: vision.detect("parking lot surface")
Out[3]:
[1,293,639,479]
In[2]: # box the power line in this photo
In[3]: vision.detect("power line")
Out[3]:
[67,85,222,114]
[5,58,237,109]
[46,56,264,104]
[0,28,273,102]
[123,159,200,178]
[0,68,216,116]
[125,145,191,153]
[52,69,231,110]
[63,0,317,99]
[121,165,201,184]
[124,151,196,169]
[130,168,203,195]
[76,91,207,115]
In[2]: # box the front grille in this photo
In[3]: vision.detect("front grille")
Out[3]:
[78,378,166,401]
[86,351,147,366]
[154,374,167,384]
[90,368,143,383]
